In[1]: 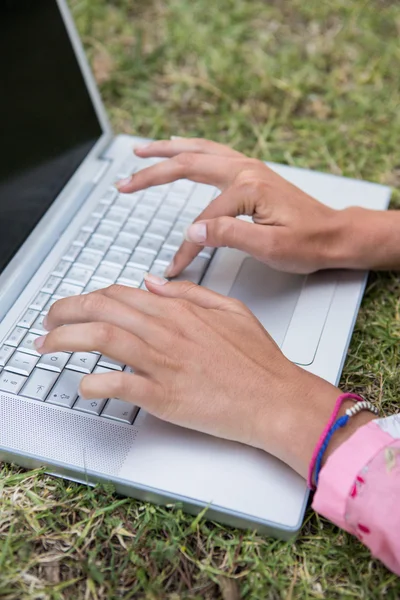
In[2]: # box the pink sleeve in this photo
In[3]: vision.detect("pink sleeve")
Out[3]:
[312,415,400,576]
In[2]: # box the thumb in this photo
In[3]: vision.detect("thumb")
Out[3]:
[185,217,272,258]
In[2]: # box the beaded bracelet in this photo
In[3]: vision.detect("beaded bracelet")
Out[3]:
[307,393,362,489]
[313,400,379,486]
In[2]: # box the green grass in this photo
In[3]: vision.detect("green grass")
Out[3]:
[1,0,400,598]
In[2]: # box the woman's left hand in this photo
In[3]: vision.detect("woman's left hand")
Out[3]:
[37,277,342,477]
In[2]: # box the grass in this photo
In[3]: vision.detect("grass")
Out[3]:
[1,0,400,597]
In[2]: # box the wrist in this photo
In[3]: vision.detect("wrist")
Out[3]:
[328,207,400,271]
[320,400,375,468]
[261,367,374,480]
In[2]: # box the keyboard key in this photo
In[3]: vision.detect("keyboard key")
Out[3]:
[116,279,137,289]
[21,368,59,401]
[101,398,138,424]
[75,250,102,269]
[19,332,41,356]
[172,220,192,235]
[119,267,145,286]
[63,244,81,262]
[30,314,47,335]
[46,370,84,408]
[98,355,124,370]
[181,207,201,221]
[100,188,118,205]
[103,250,129,267]
[0,345,16,367]
[103,208,129,226]
[30,292,51,311]
[85,235,112,255]
[171,179,195,195]
[54,282,83,298]
[5,351,38,376]
[82,216,100,232]
[186,183,216,209]
[163,193,186,209]
[5,326,27,347]
[84,280,109,294]
[149,263,168,279]
[146,220,171,240]
[73,396,107,416]
[111,232,140,253]
[155,248,176,265]
[52,260,71,278]
[114,194,139,210]
[92,264,122,283]
[0,372,27,394]
[66,352,99,374]
[174,256,209,284]
[18,308,40,329]
[92,203,108,218]
[131,205,156,223]
[95,223,120,240]
[64,266,92,287]
[42,275,62,294]
[73,230,91,246]
[163,233,183,251]
[37,352,70,372]
[140,193,162,208]
[42,296,60,314]
[137,236,162,255]
[93,365,113,375]
[127,251,154,270]
[156,207,179,223]
[122,219,147,237]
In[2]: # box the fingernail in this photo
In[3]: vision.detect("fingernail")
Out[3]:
[144,272,168,286]
[185,223,207,243]
[34,335,46,351]
[116,177,131,190]
[134,143,152,152]
[170,135,183,140]
[42,316,49,331]
[164,260,175,278]
[78,384,87,400]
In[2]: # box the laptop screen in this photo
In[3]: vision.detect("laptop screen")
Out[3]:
[0,0,103,275]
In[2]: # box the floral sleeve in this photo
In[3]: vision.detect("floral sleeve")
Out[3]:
[312,415,400,575]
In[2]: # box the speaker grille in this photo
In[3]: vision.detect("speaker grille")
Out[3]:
[0,395,138,475]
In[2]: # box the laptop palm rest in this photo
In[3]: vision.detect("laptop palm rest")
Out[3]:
[204,251,338,366]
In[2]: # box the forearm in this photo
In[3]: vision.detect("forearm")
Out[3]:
[333,208,400,271]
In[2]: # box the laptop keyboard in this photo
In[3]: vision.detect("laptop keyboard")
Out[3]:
[0,162,217,425]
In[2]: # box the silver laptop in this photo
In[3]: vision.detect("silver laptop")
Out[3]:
[0,0,391,539]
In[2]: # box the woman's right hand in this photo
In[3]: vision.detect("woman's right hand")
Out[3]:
[116,138,396,276]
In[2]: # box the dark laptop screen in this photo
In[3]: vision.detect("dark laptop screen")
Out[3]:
[0,0,103,275]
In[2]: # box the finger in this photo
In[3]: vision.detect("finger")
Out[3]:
[165,185,255,277]
[143,275,237,311]
[134,138,243,159]
[116,154,243,194]
[34,322,160,375]
[79,371,163,414]
[97,284,169,318]
[169,218,273,278]
[45,291,163,344]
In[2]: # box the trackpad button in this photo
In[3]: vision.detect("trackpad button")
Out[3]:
[228,258,304,347]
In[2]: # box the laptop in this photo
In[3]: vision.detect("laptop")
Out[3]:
[0,0,391,539]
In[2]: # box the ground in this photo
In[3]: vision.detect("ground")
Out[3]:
[1,0,400,598]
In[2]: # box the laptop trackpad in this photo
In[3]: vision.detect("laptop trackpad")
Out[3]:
[226,257,337,365]
[228,258,304,347]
